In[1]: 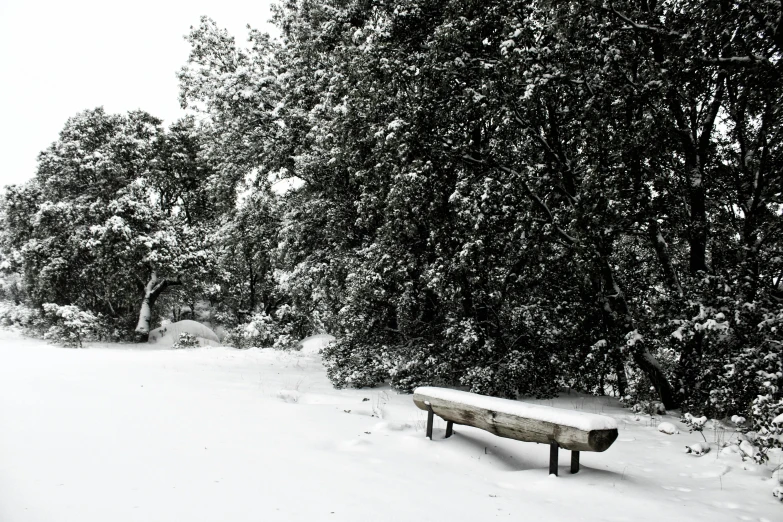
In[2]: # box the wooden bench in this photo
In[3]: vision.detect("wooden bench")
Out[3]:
[413,386,618,476]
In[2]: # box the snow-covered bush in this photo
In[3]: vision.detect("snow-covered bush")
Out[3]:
[223,305,310,350]
[322,334,391,389]
[272,333,298,351]
[715,308,783,465]
[0,301,44,332]
[41,303,103,348]
[221,326,246,349]
[460,348,559,399]
[172,332,200,349]
[0,269,25,305]
[633,401,667,416]
[227,311,278,349]
[682,413,709,442]
[271,304,310,348]
[322,311,561,398]
[749,391,783,464]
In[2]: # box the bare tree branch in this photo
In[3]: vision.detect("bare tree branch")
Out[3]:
[698,70,727,158]
[610,5,682,37]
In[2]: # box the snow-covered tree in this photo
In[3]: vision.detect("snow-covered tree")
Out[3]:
[0,108,217,339]
[178,16,283,210]
[259,0,781,410]
[206,187,281,324]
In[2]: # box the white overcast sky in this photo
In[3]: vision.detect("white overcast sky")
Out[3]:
[0,0,277,189]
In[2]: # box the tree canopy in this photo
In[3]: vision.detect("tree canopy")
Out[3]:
[1,1,781,443]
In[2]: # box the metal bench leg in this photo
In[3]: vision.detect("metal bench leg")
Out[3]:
[445,421,453,438]
[571,451,579,473]
[571,451,580,474]
[549,442,559,476]
[426,405,434,440]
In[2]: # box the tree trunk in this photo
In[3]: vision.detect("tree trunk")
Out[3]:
[135,271,180,341]
[248,260,256,312]
[598,255,679,409]
[632,350,678,409]
[688,172,709,274]
[675,330,705,407]
[648,219,683,297]
[666,74,725,276]
[615,362,628,398]
[740,186,765,302]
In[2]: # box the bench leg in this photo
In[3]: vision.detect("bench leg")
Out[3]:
[549,442,559,476]
[445,421,453,438]
[426,406,434,440]
[571,451,580,474]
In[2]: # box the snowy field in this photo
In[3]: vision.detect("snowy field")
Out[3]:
[0,329,780,522]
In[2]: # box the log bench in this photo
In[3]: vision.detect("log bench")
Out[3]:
[413,386,619,476]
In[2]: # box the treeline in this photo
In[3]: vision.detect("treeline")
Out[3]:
[1,1,782,442]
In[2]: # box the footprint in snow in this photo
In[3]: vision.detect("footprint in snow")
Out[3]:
[372,421,413,432]
[338,438,372,452]
[712,501,742,510]
[677,464,731,479]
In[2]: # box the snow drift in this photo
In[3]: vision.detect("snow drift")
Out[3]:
[148,320,221,347]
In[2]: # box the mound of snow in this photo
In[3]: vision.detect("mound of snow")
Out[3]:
[685,442,710,456]
[277,390,301,403]
[148,320,220,347]
[731,414,747,425]
[657,422,678,435]
[739,440,759,461]
[683,413,708,429]
[721,445,739,455]
[298,333,336,355]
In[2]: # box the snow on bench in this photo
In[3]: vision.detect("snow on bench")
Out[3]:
[413,386,619,476]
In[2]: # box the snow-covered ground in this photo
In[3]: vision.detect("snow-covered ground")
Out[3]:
[0,329,780,522]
